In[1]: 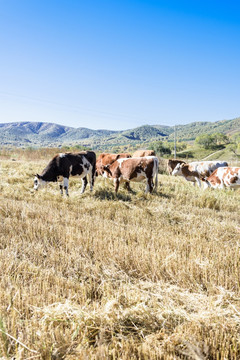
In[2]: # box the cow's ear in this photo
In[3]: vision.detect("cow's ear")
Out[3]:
[180,163,185,168]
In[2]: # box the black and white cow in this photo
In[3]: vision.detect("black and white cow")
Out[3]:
[34,151,96,196]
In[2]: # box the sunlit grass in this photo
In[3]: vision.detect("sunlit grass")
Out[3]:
[0,156,240,359]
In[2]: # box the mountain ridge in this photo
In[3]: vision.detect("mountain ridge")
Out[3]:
[0,118,239,149]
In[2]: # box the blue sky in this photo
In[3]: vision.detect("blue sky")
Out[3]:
[0,0,240,130]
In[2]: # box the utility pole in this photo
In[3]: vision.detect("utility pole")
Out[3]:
[174,125,176,159]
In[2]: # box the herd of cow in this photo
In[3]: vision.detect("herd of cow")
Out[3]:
[33,149,240,196]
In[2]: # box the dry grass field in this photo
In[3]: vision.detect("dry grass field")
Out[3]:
[0,151,240,359]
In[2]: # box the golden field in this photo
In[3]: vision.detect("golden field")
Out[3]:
[0,150,240,359]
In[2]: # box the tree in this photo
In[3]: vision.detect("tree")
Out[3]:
[214,133,229,145]
[148,141,171,156]
[195,134,214,149]
[195,133,229,150]
[168,141,187,152]
[229,133,240,156]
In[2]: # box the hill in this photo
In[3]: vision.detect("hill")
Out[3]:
[0,117,239,148]
[167,118,240,141]
[0,122,116,147]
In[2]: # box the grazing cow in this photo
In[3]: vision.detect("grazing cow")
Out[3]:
[34,151,96,196]
[101,156,159,193]
[96,152,132,191]
[202,167,240,190]
[132,149,155,157]
[167,159,186,174]
[172,161,228,187]
[96,153,132,176]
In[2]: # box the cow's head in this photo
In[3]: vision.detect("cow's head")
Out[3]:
[95,165,105,177]
[102,164,112,177]
[172,163,184,176]
[34,174,46,190]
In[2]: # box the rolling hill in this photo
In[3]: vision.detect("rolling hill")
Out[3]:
[0,117,239,149]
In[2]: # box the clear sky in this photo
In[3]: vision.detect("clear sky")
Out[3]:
[0,0,240,130]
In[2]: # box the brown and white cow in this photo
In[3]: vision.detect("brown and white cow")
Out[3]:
[172,161,228,187]
[96,152,132,191]
[34,151,96,196]
[202,167,240,190]
[96,153,132,176]
[132,149,155,157]
[167,159,186,174]
[101,156,159,193]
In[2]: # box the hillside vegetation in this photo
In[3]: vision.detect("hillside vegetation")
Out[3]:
[0,117,239,149]
[0,151,240,359]
[168,118,240,141]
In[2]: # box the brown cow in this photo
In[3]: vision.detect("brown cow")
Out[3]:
[96,153,132,176]
[101,156,159,193]
[132,149,155,157]
[167,159,186,174]
[96,152,132,191]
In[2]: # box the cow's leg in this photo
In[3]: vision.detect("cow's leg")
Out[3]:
[154,172,158,191]
[195,177,201,188]
[124,181,132,192]
[151,178,154,192]
[220,180,225,189]
[63,177,69,196]
[146,178,153,193]
[88,171,94,191]
[81,176,88,193]
[114,178,120,193]
[59,183,63,195]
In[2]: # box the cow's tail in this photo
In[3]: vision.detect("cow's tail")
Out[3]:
[154,157,159,191]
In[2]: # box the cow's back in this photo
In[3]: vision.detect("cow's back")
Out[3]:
[189,161,228,177]
[132,149,155,157]
[97,153,131,165]
[96,152,131,175]
[206,167,240,188]
[62,151,96,166]
[118,156,158,180]
[82,151,96,166]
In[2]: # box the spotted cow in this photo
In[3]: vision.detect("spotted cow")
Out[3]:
[202,167,240,189]
[101,156,159,193]
[34,151,96,196]
[172,161,228,187]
